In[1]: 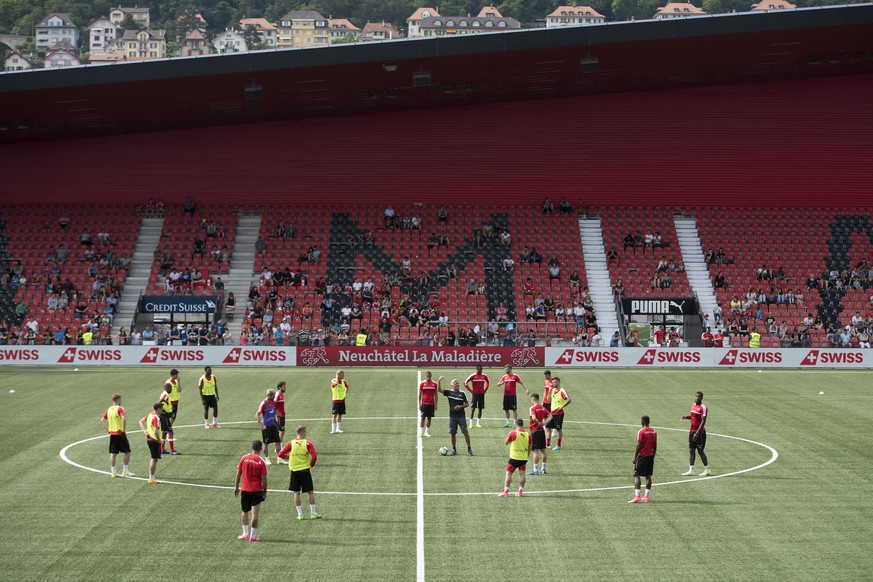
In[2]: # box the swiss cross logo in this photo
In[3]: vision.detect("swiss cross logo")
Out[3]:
[140,347,159,363]
[556,349,575,364]
[511,347,541,366]
[800,350,819,366]
[637,349,657,365]
[300,347,329,366]
[58,347,77,363]
[719,350,738,366]
[223,348,242,364]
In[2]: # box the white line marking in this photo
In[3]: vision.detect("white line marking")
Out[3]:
[59,417,777,497]
[415,371,425,582]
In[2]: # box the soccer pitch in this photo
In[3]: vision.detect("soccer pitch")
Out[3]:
[0,366,871,582]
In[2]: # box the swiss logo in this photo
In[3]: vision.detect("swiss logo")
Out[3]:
[223,348,242,364]
[637,349,657,365]
[719,350,738,366]
[58,347,77,363]
[800,350,819,366]
[555,349,575,365]
[140,347,159,363]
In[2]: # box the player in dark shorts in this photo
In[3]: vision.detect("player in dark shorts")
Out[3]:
[257,389,282,465]
[139,403,164,484]
[463,365,489,428]
[681,391,710,476]
[528,393,552,475]
[438,377,473,456]
[234,440,268,541]
[101,392,133,478]
[278,425,321,520]
[630,415,657,503]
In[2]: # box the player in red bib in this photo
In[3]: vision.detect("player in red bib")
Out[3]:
[419,371,438,437]
[629,415,657,503]
[497,364,529,427]
[527,393,553,475]
[275,381,288,442]
[681,391,711,476]
[463,365,490,428]
[234,440,268,541]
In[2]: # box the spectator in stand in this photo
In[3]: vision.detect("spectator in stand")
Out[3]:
[715,248,727,265]
[606,247,619,262]
[542,199,555,214]
[613,280,625,297]
[503,257,515,272]
[653,232,662,249]
[713,271,726,289]
[183,197,195,215]
[59,215,71,229]
[569,270,581,292]
[80,230,93,247]
[255,237,267,255]
[529,248,542,264]
[558,198,572,213]
[497,303,509,322]
[437,206,448,222]
[384,206,396,228]
[500,230,511,247]
[519,246,531,263]
[623,233,635,251]
[411,215,422,230]
[445,263,458,279]
[427,233,439,250]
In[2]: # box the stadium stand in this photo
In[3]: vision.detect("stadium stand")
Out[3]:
[146,205,237,295]
[0,205,138,344]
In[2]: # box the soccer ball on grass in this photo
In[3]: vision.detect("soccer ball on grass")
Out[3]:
[439,446,449,456]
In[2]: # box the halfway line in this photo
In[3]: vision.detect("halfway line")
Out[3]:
[416,370,425,582]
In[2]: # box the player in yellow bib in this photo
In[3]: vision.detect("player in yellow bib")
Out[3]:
[100,393,132,478]
[139,403,164,484]
[500,419,531,497]
[277,425,321,520]
[199,366,220,428]
[330,370,349,434]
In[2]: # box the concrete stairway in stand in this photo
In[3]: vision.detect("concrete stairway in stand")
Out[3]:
[111,216,163,337]
[578,216,619,340]
[221,213,262,341]
[673,214,720,330]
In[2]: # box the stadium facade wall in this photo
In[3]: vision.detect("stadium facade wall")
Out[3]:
[1,75,871,207]
[0,346,869,369]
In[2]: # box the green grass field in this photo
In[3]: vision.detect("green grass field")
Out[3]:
[0,366,871,582]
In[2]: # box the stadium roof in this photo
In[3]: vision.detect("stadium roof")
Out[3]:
[1,3,872,145]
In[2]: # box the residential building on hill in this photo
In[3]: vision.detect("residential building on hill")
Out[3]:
[654,2,706,18]
[179,29,212,57]
[277,11,329,48]
[409,7,520,38]
[359,22,399,41]
[214,29,248,54]
[90,17,119,56]
[44,41,81,68]
[240,18,278,48]
[546,6,606,26]
[109,6,151,28]
[120,28,166,60]
[751,0,796,10]
[5,51,35,71]
[327,18,361,42]
[35,13,79,51]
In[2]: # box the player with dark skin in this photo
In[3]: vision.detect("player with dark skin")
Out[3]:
[437,376,472,455]
[632,415,657,496]
[681,391,708,469]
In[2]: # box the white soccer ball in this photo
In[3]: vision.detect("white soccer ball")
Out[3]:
[9,389,15,394]
[439,446,449,456]
[74,368,80,372]
[819,391,825,395]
